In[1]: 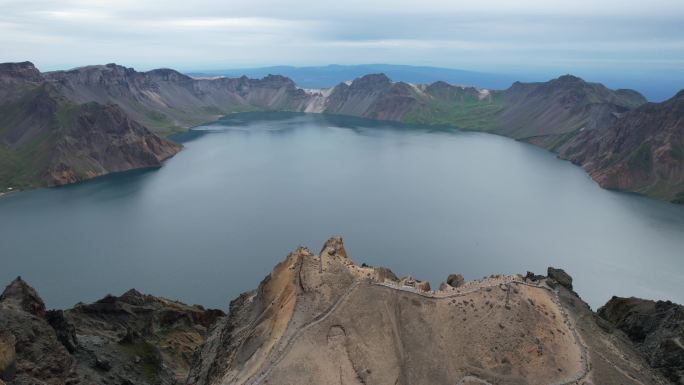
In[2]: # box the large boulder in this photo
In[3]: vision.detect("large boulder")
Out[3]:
[547,267,573,290]
[446,274,465,288]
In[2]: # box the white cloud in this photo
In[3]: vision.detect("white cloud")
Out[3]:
[0,0,682,73]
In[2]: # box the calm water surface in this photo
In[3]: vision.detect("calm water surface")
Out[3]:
[1,112,683,310]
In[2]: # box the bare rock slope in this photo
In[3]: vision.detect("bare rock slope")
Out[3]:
[598,297,684,384]
[0,277,224,385]
[0,62,181,190]
[188,236,671,385]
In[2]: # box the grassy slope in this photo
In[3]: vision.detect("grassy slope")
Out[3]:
[0,88,62,190]
[400,89,504,131]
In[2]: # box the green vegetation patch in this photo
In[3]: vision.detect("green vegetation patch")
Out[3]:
[401,92,503,131]
[120,340,162,383]
[672,190,684,204]
[0,133,58,190]
[627,142,652,171]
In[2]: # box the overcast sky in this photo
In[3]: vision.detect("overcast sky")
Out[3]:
[1,0,683,75]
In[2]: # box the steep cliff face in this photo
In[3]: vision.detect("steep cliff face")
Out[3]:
[557,91,684,201]
[188,236,670,385]
[45,65,314,133]
[0,277,224,385]
[0,62,181,190]
[598,297,684,384]
[46,102,181,186]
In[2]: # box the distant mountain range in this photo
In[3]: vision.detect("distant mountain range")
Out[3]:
[1,61,682,203]
[189,64,682,102]
[189,64,520,91]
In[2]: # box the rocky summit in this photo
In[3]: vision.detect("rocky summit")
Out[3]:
[183,236,673,385]
[0,237,682,384]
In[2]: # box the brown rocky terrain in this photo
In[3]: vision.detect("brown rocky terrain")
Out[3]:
[187,236,674,385]
[0,237,681,384]
[0,277,224,385]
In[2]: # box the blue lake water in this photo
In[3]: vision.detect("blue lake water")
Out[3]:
[1,112,682,310]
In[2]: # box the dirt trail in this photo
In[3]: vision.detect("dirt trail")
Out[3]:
[248,281,362,385]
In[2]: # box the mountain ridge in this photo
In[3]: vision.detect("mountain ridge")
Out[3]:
[3,236,679,384]
[1,61,682,203]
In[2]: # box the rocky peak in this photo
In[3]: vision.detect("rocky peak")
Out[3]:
[119,288,149,306]
[349,73,392,90]
[555,74,585,84]
[0,276,46,317]
[258,74,296,87]
[428,80,452,89]
[446,274,465,288]
[319,235,348,258]
[53,63,138,85]
[144,68,192,82]
[0,61,43,84]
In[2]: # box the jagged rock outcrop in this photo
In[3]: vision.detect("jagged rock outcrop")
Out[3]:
[0,277,79,385]
[188,237,670,385]
[0,278,224,385]
[0,277,46,317]
[598,297,684,384]
[63,288,224,385]
[446,273,465,288]
[547,267,573,290]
